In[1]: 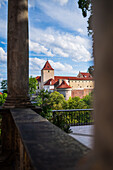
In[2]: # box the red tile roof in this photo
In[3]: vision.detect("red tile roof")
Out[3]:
[42,61,54,70]
[0,92,3,95]
[44,79,57,85]
[79,72,92,78]
[57,80,72,89]
[36,75,93,83]
[54,76,92,81]
[54,80,59,86]
[36,76,41,82]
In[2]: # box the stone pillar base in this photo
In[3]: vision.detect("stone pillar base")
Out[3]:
[3,96,34,108]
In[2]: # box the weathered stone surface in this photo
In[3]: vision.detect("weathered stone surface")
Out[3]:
[4,0,32,108]
[10,108,90,170]
[78,1,113,169]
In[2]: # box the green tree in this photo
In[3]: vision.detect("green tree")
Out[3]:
[67,96,87,109]
[48,91,66,110]
[48,91,71,132]
[78,0,91,17]
[1,80,7,93]
[88,66,94,77]
[82,92,93,108]
[78,0,92,35]
[29,76,38,97]
[0,93,7,106]
[34,89,51,118]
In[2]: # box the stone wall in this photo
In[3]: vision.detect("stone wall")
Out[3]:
[69,80,94,90]
[41,70,54,88]
[71,89,93,98]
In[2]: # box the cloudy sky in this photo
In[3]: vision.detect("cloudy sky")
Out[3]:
[0,0,93,84]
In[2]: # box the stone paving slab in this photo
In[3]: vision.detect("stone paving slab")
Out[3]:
[69,125,94,149]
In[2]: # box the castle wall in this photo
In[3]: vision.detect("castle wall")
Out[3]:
[69,80,94,90]
[71,89,93,98]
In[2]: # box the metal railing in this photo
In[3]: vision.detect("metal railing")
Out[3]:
[52,109,94,126]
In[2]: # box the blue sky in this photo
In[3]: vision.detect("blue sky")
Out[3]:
[0,0,93,84]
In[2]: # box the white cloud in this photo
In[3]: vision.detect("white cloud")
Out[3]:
[53,0,68,6]
[30,27,92,62]
[29,0,68,8]
[77,28,85,35]
[0,0,7,7]
[1,41,6,44]
[36,1,88,34]
[29,57,78,77]
[0,47,7,85]
[0,19,7,39]
[28,0,89,34]
[0,47,7,62]
[30,41,54,57]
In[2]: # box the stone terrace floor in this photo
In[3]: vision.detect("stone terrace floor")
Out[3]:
[69,125,94,149]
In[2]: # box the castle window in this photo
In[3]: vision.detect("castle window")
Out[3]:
[87,86,88,87]
[48,70,50,73]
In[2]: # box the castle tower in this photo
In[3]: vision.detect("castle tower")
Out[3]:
[41,61,54,88]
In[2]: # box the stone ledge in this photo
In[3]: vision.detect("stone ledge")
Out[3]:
[10,108,90,170]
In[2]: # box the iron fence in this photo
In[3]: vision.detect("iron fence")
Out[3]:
[52,109,94,127]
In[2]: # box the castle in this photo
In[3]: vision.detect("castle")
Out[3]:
[36,61,94,100]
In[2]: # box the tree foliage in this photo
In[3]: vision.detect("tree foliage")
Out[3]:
[67,96,87,109]
[0,93,7,106]
[1,80,7,93]
[88,66,94,77]
[78,0,92,35]
[29,76,38,97]
[82,92,93,108]
[78,0,91,17]
[48,91,66,110]
[34,90,93,132]
[34,89,51,118]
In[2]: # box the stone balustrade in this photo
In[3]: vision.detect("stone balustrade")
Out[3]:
[0,108,90,170]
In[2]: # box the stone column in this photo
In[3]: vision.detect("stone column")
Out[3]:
[92,0,113,169]
[4,0,32,108]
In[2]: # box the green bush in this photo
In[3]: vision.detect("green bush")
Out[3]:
[0,93,7,106]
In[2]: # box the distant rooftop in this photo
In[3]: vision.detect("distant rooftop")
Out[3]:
[57,80,72,89]
[42,61,54,71]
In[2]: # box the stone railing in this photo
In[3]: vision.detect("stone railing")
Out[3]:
[0,108,90,170]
